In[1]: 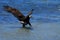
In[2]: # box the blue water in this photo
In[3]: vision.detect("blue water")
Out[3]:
[0,0,60,24]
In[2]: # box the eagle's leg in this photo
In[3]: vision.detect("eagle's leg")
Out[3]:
[28,22,32,27]
[22,24,25,28]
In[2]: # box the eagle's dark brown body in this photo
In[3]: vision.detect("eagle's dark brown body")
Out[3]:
[4,6,34,27]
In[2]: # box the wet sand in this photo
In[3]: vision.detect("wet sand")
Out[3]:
[0,22,60,40]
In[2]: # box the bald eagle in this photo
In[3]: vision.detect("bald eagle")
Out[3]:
[4,6,34,27]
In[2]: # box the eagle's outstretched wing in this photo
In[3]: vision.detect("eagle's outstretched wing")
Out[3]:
[4,6,25,21]
[25,9,34,19]
[27,9,34,17]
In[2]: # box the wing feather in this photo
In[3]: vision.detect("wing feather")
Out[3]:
[4,6,25,21]
[26,9,34,18]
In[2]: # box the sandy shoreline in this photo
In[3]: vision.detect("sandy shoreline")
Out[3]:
[0,22,60,40]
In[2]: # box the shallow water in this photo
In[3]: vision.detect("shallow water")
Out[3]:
[0,0,60,40]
